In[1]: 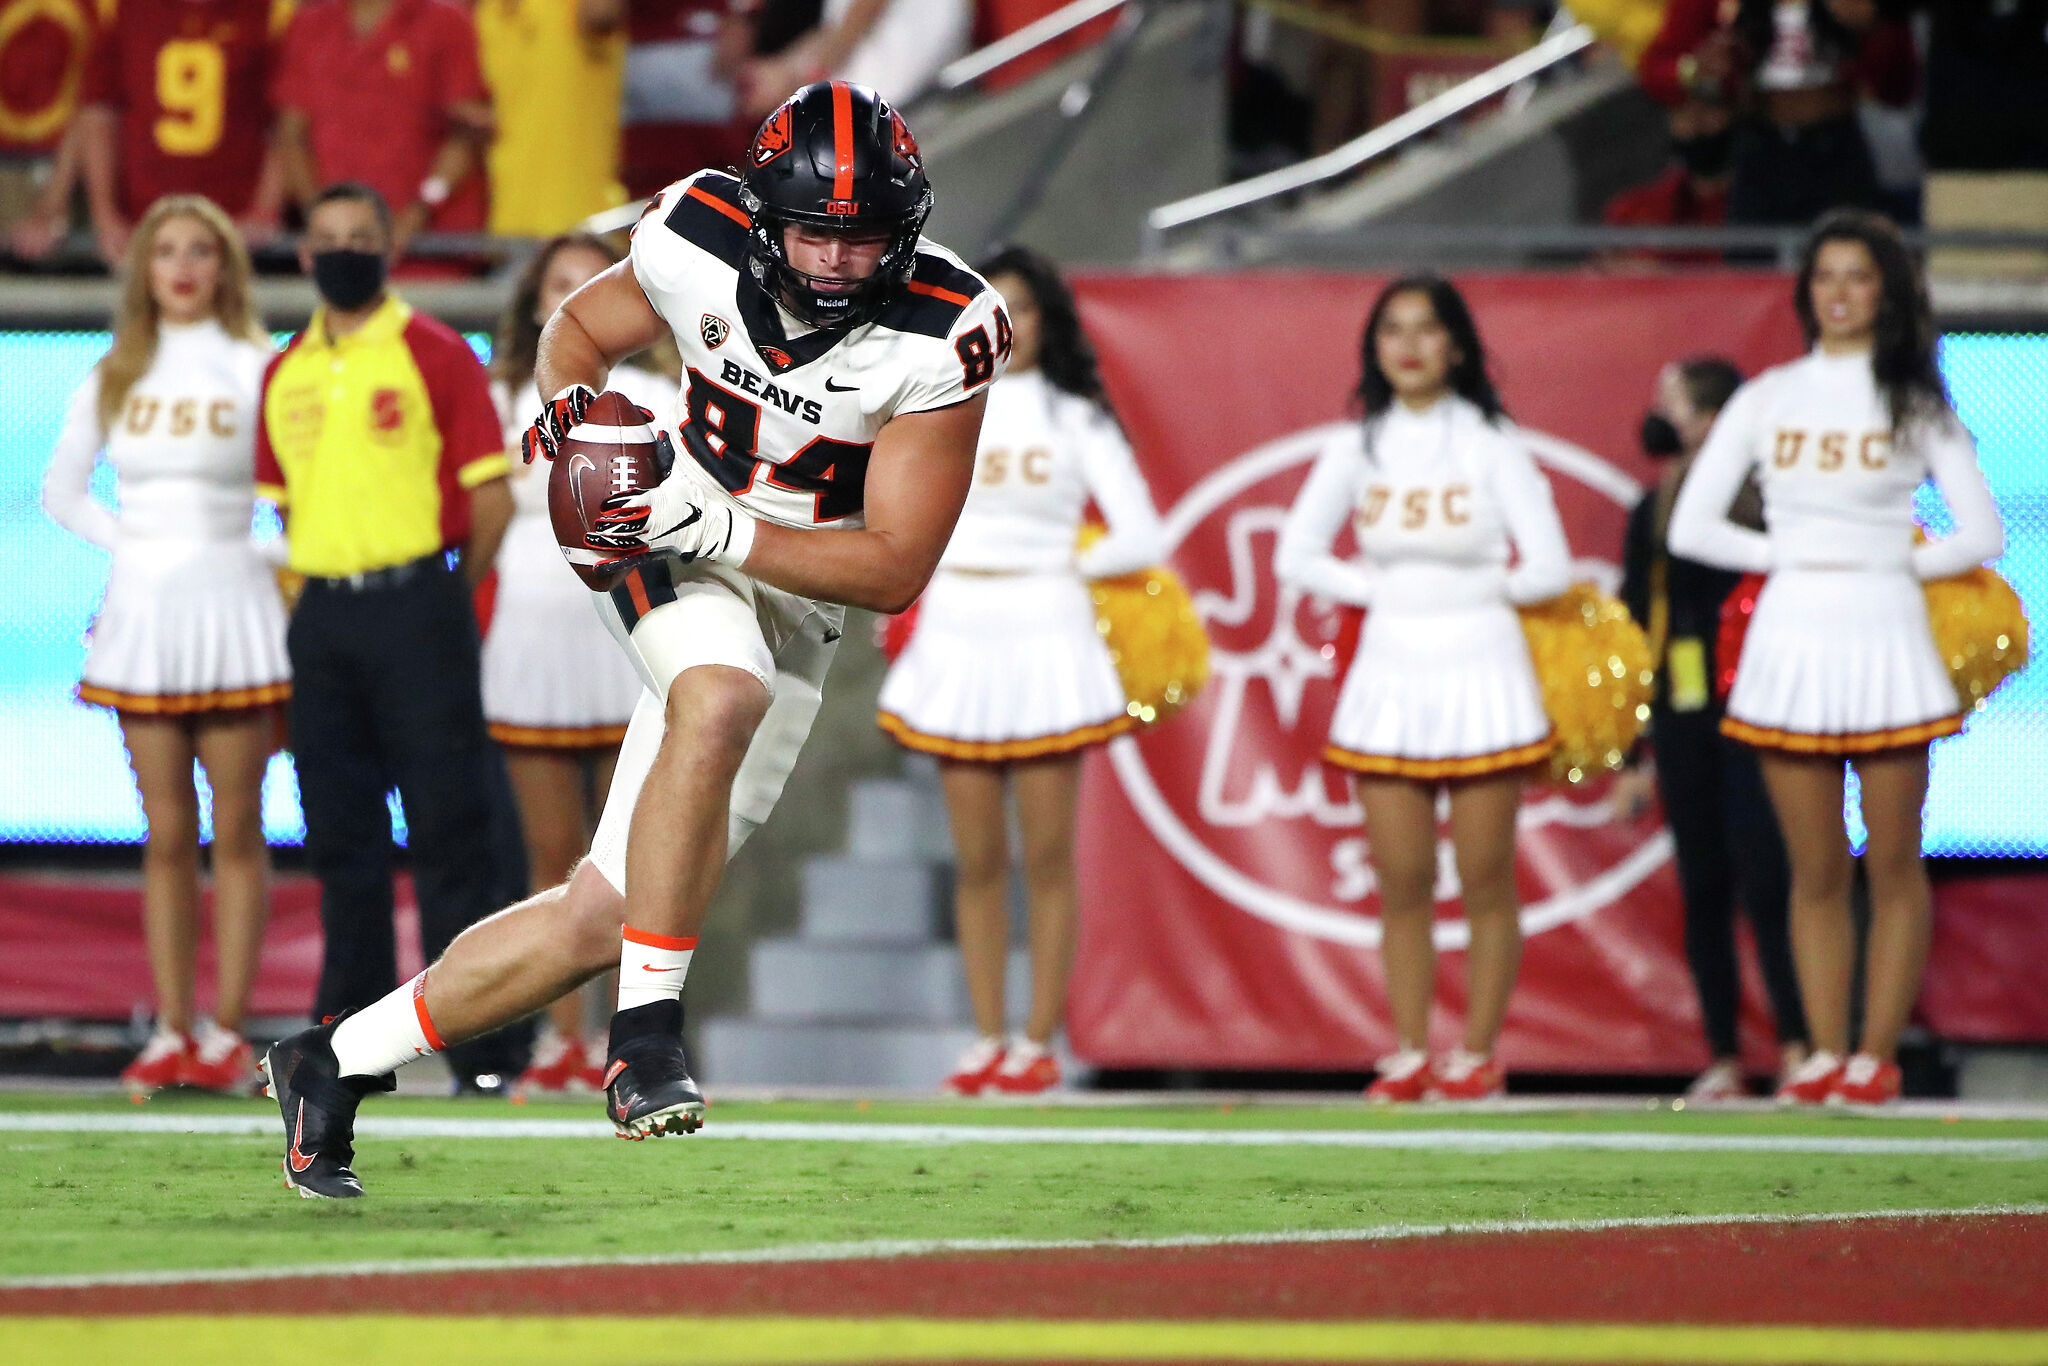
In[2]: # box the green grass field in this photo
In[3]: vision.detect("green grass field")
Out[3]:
[5,1091,2046,1282]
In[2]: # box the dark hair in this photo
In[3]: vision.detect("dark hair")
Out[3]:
[1732,0,1855,80]
[974,244,1106,405]
[1677,355,1744,416]
[494,233,623,385]
[308,180,393,242]
[1357,273,1504,424]
[1794,208,1948,434]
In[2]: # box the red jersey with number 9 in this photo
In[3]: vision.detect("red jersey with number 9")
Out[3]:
[81,0,285,218]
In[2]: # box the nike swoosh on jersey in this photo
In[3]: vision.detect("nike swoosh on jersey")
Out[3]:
[823,378,859,392]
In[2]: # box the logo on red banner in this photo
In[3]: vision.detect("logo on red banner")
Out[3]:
[1106,423,1670,950]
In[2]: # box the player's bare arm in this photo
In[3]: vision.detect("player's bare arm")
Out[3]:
[522,264,667,464]
[730,393,987,613]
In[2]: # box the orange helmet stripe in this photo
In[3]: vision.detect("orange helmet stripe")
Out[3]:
[830,81,855,202]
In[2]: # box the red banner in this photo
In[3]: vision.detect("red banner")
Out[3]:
[1067,271,1806,1074]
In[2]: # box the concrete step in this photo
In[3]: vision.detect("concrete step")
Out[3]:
[748,939,1031,1025]
[697,1018,1080,1089]
[799,856,944,942]
[844,776,952,862]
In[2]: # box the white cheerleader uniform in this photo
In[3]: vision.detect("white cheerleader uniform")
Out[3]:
[877,368,1166,761]
[480,364,677,748]
[44,320,288,714]
[1668,348,2003,754]
[1278,396,1572,779]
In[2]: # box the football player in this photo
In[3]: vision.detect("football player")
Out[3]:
[261,81,1008,1197]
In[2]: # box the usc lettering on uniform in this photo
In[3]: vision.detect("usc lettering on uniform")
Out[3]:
[123,394,240,437]
[1772,428,1889,470]
[978,447,1052,486]
[1357,483,1474,528]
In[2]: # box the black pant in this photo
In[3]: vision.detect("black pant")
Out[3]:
[288,559,528,1076]
[1650,707,1809,1059]
[1728,112,1881,228]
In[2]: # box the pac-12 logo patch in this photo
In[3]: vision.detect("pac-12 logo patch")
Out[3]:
[700,314,729,349]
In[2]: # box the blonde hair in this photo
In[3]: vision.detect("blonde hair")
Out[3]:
[96,195,267,429]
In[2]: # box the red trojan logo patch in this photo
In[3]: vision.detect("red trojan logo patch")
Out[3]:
[752,105,793,167]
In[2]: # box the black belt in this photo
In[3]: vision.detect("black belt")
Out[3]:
[303,551,453,594]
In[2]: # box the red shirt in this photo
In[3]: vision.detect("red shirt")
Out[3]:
[80,0,280,218]
[1602,165,1730,265]
[272,0,488,231]
[1639,0,1917,109]
[0,0,96,156]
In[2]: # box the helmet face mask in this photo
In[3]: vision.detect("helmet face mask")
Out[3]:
[739,83,933,331]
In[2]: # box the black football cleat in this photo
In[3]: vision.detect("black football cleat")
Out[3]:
[603,1000,704,1140]
[259,1018,394,1199]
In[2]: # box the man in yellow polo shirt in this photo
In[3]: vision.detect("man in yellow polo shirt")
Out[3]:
[256,181,520,1087]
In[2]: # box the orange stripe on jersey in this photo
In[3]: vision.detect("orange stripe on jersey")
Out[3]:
[687,184,750,228]
[906,280,972,307]
[831,81,855,202]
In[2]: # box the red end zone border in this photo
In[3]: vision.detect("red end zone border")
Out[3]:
[6,1214,2044,1326]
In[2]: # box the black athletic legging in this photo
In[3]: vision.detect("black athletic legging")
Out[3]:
[1650,706,1810,1058]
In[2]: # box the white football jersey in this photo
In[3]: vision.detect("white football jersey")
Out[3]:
[629,169,1010,532]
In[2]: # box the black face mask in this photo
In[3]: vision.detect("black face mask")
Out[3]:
[1673,128,1733,179]
[1640,412,1685,458]
[311,249,387,311]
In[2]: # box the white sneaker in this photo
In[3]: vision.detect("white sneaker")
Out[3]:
[1683,1061,1747,1103]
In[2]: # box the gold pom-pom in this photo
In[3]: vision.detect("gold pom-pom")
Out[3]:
[1079,526,1210,726]
[1517,583,1653,785]
[1924,567,2030,713]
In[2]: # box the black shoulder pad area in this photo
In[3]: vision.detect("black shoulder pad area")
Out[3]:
[873,253,987,339]
[660,173,750,270]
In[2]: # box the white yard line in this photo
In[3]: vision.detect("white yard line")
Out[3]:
[6,1110,2048,1155]
[3,1203,2041,1293]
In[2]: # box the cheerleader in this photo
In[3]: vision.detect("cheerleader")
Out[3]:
[484,233,678,1094]
[42,195,284,1095]
[1669,209,2003,1106]
[877,246,1165,1096]
[1276,274,1570,1103]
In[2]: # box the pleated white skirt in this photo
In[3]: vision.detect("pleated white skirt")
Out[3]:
[1325,603,1552,779]
[481,515,645,747]
[1724,567,1961,754]
[878,569,1132,761]
[80,538,290,713]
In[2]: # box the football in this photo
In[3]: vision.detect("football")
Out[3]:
[547,390,669,590]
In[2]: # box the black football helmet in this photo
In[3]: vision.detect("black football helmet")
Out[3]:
[737,81,933,330]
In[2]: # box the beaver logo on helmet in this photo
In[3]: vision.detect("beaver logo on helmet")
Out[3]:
[889,111,922,172]
[751,105,793,167]
[738,82,935,331]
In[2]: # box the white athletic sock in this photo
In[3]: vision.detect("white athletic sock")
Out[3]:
[616,926,695,1011]
[330,972,443,1079]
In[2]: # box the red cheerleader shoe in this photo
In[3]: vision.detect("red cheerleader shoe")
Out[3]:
[121,1029,190,1097]
[942,1037,1007,1096]
[989,1045,1061,1095]
[180,1022,258,1094]
[1364,1049,1433,1103]
[1775,1050,1846,1106]
[1829,1053,1902,1106]
[573,1039,609,1091]
[516,1029,586,1094]
[1429,1049,1506,1101]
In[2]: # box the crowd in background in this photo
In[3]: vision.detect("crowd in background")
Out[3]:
[1604,1,2048,249]
[0,0,1097,266]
